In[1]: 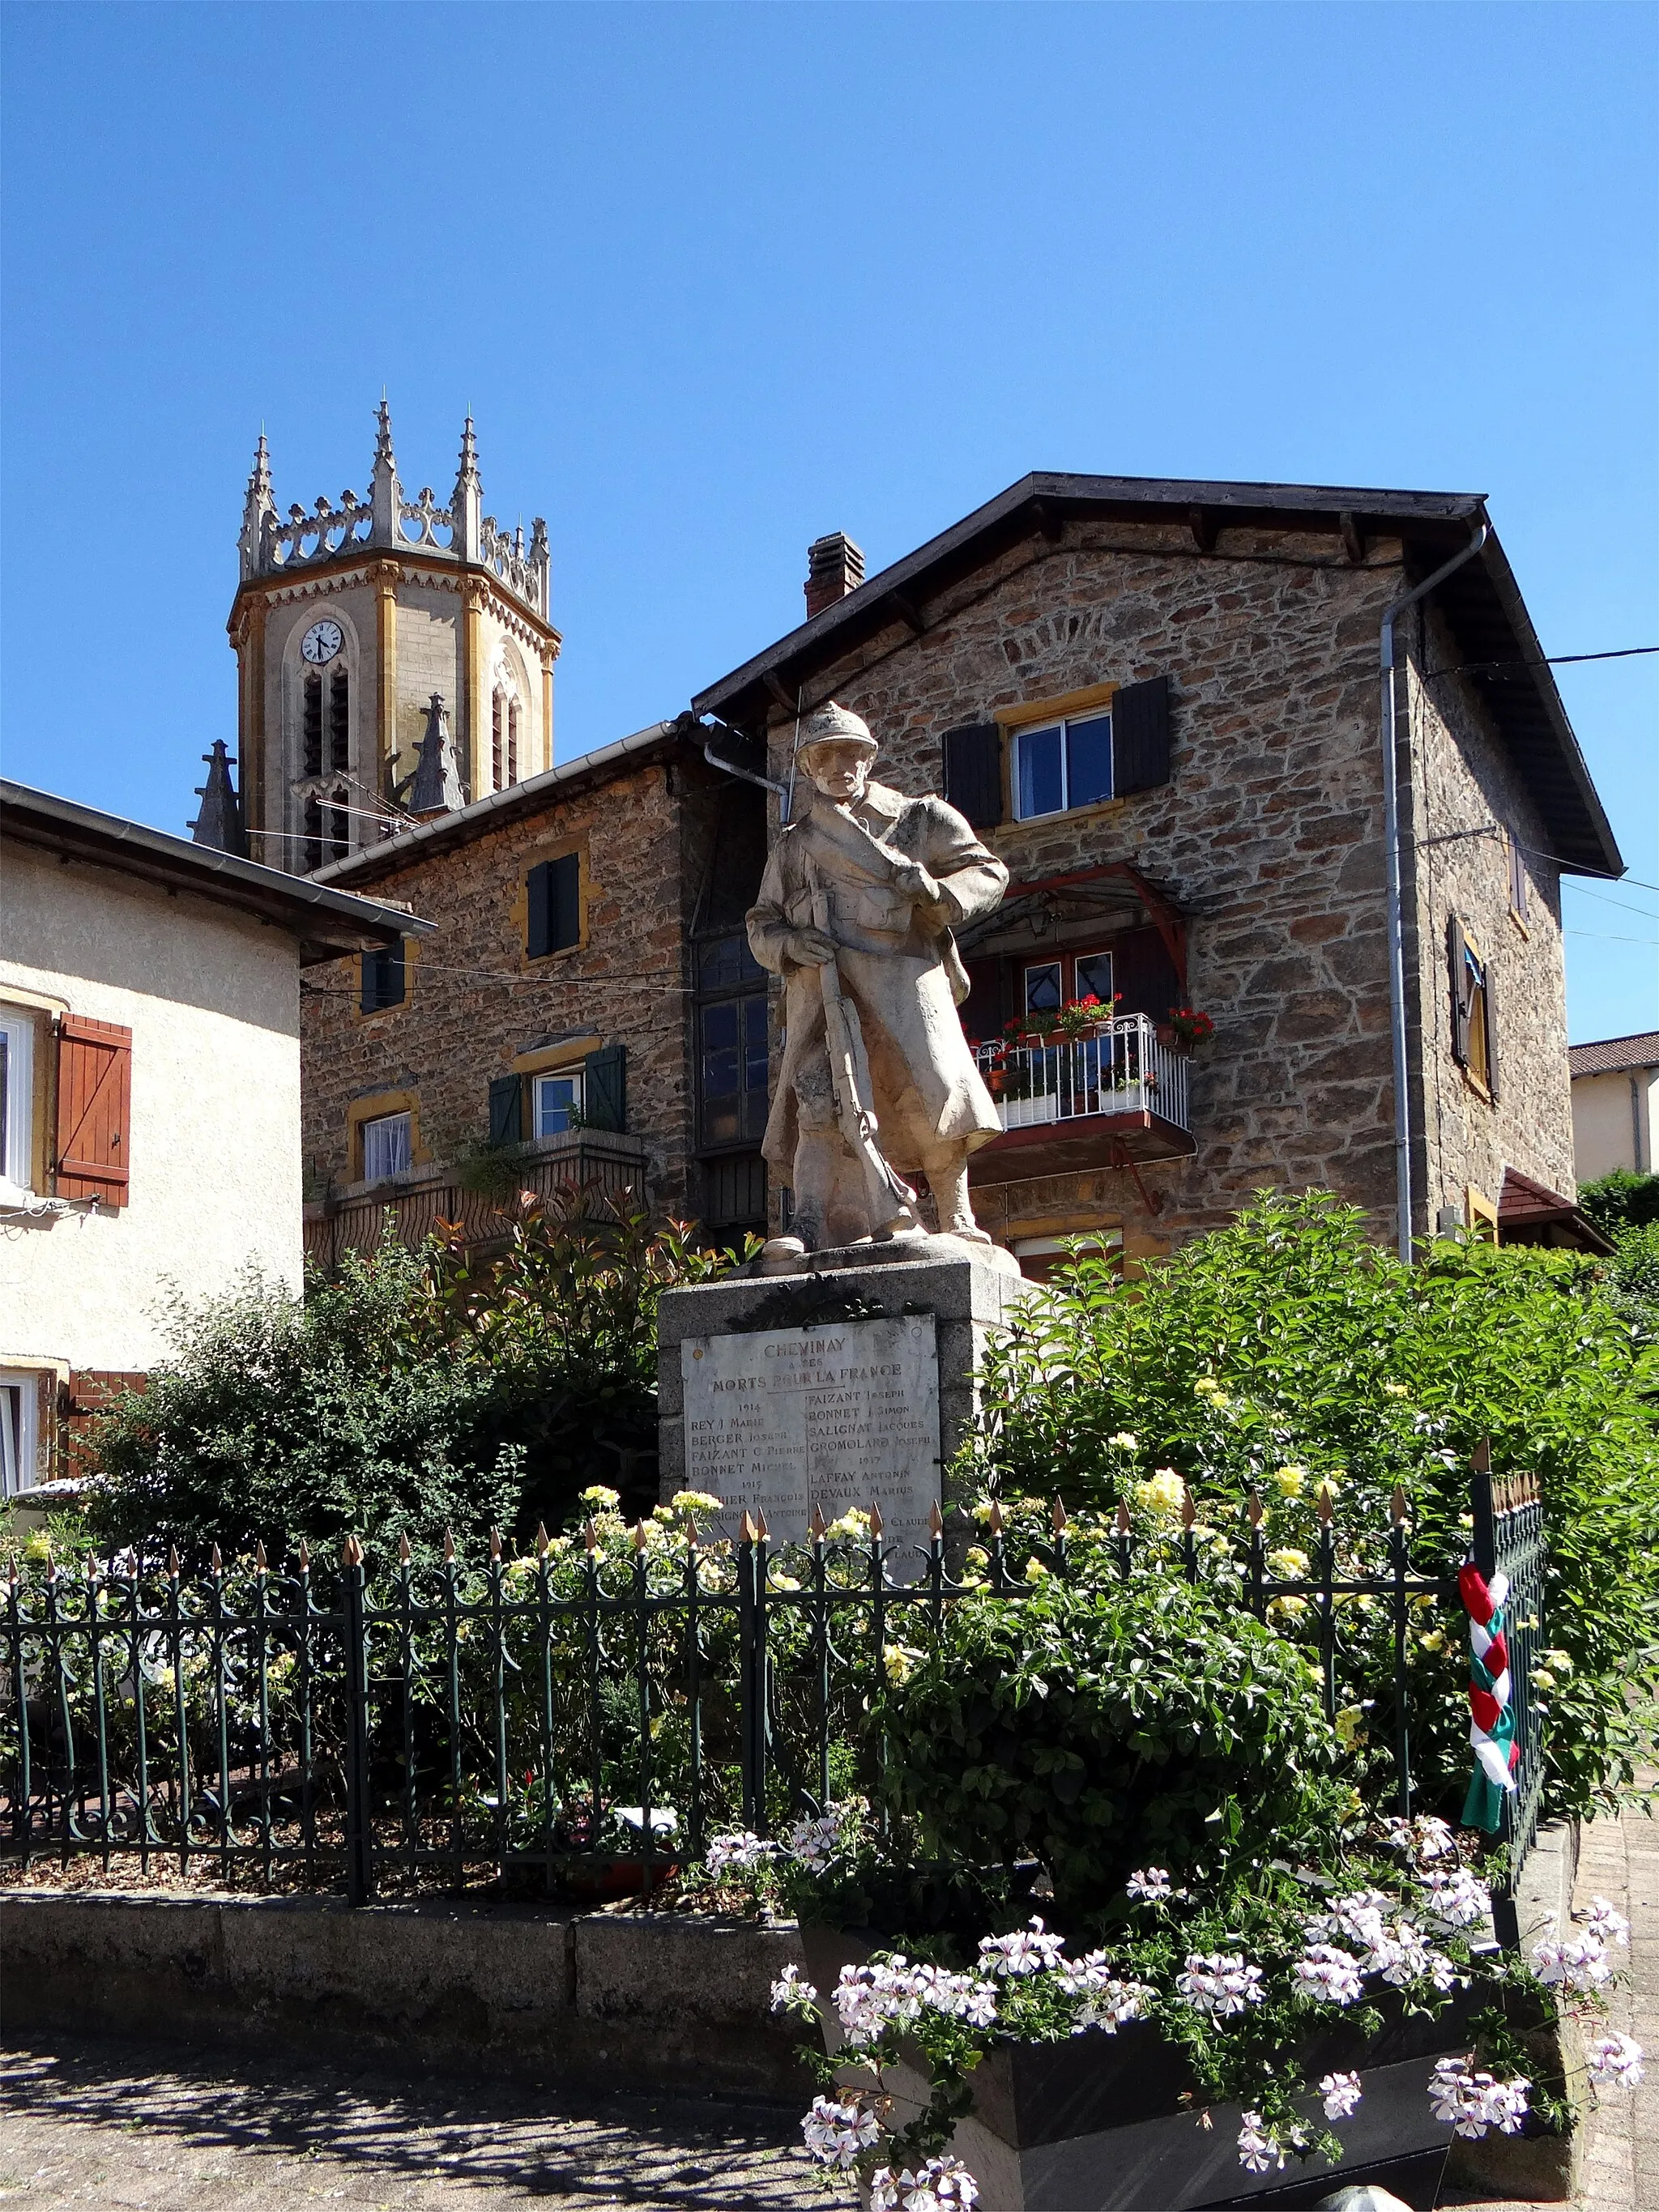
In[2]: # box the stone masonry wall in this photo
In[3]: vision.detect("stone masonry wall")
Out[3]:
[1401,600,1576,1221]
[301,747,716,1220]
[754,518,1579,1254]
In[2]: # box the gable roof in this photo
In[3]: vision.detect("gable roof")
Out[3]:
[1,780,428,967]
[1568,1031,1659,1079]
[310,722,679,891]
[692,471,1622,878]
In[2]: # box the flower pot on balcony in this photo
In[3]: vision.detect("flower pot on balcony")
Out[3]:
[800,1926,1504,2212]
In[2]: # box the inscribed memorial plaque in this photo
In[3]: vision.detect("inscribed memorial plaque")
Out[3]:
[680,1315,940,1552]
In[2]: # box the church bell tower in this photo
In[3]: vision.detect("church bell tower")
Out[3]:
[227,403,561,874]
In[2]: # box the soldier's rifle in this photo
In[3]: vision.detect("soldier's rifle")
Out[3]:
[802,848,919,1231]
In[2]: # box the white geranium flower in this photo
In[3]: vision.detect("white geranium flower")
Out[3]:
[768,1963,817,2014]
[801,2094,881,2169]
[1587,2032,1644,2088]
[1320,2070,1363,2120]
[1176,1952,1265,2017]
[1126,1866,1172,1901]
[1235,2111,1284,2174]
[977,1916,1068,1977]
[1293,1945,1365,2006]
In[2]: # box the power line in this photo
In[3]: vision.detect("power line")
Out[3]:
[1427,645,1659,681]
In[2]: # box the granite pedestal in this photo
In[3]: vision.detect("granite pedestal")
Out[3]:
[657,1236,1026,1557]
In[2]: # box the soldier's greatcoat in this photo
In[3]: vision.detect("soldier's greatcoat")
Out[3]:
[745,781,1009,1179]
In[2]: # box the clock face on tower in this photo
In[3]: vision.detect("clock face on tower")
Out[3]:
[301,619,343,666]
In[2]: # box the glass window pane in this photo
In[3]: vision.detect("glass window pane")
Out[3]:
[1015,725,1063,819]
[1064,714,1113,809]
[363,1111,412,1181]
[1024,962,1063,1014]
[535,1075,581,1137]
[742,996,769,1090]
[1074,953,1114,1008]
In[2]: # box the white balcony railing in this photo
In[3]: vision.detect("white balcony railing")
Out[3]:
[973,1013,1190,1135]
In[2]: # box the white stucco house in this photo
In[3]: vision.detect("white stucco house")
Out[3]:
[1569,1030,1659,1185]
[0,781,429,1498]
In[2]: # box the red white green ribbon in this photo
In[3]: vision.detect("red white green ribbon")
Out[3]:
[1457,1560,1518,1832]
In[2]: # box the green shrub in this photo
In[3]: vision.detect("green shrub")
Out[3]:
[1577,1167,1659,1234]
[972,1191,1659,1823]
[1606,1217,1659,1349]
[878,1568,1348,1920]
[87,1187,739,1563]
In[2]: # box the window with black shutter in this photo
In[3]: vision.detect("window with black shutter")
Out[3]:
[942,724,1004,829]
[1111,676,1171,795]
[360,941,406,1013]
[527,852,582,957]
[487,1073,523,1144]
[583,1042,626,1132]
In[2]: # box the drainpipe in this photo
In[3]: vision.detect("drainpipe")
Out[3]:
[1380,523,1489,1264]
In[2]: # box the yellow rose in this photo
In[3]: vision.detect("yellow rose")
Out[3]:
[1268,1548,1311,1579]
[1023,1557,1049,1583]
[1268,1595,1308,1621]
[1137,1471,1185,1521]
[1273,1466,1306,1498]
[1110,1432,1138,1452]
[580,1485,621,1510]
[883,1643,919,1686]
[1543,1648,1572,1673]
[671,1490,723,1516]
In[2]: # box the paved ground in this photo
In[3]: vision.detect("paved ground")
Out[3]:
[0,2044,850,2210]
[1445,1778,1657,2212]
[0,1791,1651,2212]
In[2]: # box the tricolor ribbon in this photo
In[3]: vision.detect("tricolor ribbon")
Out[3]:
[1457,1558,1518,1832]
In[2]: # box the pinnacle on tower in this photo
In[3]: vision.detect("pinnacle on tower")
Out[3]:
[406,693,465,816]
[451,413,483,560]
[237,433,278,579]
[189,739,248,857]
[369,395,402,545]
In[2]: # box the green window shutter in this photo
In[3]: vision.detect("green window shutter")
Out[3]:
[488,1073,523,1144]
[1111,676,1171,795]
[583,1043,626,1132]
[527,853,582,957]
[941,723,1004,829]
[360,942,405,1013]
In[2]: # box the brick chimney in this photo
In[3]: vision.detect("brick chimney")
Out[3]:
[804,531,865,620]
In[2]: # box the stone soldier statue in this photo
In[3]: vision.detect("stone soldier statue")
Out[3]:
[745,701,1010,1259]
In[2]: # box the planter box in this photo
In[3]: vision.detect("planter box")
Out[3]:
[800,1929,1499,2212]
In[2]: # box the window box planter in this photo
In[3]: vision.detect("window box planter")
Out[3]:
[800,1928,1555,2212]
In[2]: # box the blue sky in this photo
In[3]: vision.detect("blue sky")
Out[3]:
[2,2,1653,1042]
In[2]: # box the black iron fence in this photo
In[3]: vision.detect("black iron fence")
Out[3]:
[2,1457,1546,1931]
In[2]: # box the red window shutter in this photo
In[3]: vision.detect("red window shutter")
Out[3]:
[55,1016,132,1206]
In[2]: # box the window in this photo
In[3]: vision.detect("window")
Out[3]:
[696,932,769,1150]
[1013,712,1114,820]
[361,1110,412,1182]
[360,943,406,1014]
[507,699,520,786]
[1508,831,1529,923]
[527,853,581,957]
[303,668,348,777]
[534,1071,582,1137]
[700,999,769,1146]
[1449,918,1499,1100]
[0,1008,36,1196]
[328,671,350,774]
[1021,950,1115,1020]
[0,1374,40,1497]
[304,793,349,872]
[303,672,324,778]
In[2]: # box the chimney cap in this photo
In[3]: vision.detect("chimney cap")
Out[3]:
[804,531,865,619]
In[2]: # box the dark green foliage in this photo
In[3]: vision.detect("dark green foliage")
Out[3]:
[87,1188,740,1563]
[878,1570,1348,1920]
[1577,1167,1659,1234]
[1606,1219,1659,1349]
[973,1191,1659,1822]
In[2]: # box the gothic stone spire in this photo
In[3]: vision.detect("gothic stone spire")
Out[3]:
[370,395,402,546]
[451,414,482,560]
[237,433,276,580]
[190,739,248,857]
[407,693,464,816]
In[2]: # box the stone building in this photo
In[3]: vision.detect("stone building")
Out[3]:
[229,404,559,876]
[693,475,1622,1265]
[277,465,1619,1273]
[297,726,773,1268]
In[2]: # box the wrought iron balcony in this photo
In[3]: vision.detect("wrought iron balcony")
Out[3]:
[969,1013,1195,1180]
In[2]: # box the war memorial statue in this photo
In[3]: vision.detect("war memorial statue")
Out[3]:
[744,702,1013,1264]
